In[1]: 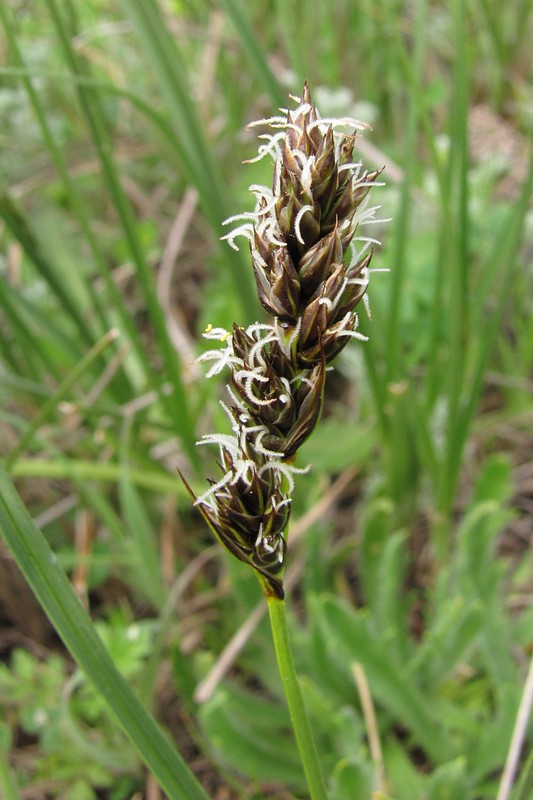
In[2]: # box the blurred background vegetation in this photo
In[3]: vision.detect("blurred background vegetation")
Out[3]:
[1,0,533,798]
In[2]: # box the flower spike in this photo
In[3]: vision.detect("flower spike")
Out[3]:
[189,83,387,597]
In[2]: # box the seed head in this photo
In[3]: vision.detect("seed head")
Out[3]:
[240,81,383,369]
[188,83,387,597]
[181,428,290,598]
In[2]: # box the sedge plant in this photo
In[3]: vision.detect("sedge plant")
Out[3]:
[182,83,386,799]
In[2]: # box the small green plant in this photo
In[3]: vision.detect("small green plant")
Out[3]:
[0,615,154,799]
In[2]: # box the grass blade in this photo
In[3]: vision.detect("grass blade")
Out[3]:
[385,0,429,382]
[219,0,286,106]
[10,457,182,494]
[43,0,198,461]
[0,194,96,350]
[117,0,257,314]
[5,329,119,470]
[0,465,210,800]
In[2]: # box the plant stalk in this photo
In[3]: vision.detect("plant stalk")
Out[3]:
[267,595,328,800]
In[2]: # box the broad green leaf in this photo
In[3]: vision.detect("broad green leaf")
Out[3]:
[199,683,304,787]
[468,683,519,782]
[425,757,468,800]
[358,498,394,611]
[329,758,373,800]
[307,598,361,706]
[453,501,516,684]
[456,502,513,599]
[384,739,426,800]
[298,675,366,763]
[411,596,484,688]
[472,454,513,506]
[315,594,449,763]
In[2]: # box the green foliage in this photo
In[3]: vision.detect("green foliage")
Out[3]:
[196,459,526,798]
[0,616,156,799]
[1,0,533,797]
[0,467,210,800]
[199,682,304,787]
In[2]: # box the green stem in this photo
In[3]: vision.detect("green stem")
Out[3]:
[267,595,328,800]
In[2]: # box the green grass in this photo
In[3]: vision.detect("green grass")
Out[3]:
[1,1,533,798]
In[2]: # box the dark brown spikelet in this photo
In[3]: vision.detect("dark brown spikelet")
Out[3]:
[192,83,385,596]
[249,81,383,369]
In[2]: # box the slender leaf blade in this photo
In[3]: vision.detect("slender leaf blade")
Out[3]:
[0,465,209,800]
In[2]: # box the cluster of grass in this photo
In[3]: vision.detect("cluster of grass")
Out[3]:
[1,0,533,798]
